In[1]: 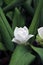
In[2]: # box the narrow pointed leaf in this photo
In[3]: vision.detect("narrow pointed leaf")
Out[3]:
[12,8,25,30]
[0,7,13,38]
[6,11,13,21]
[29,0,43,42]
[0,17,14,51]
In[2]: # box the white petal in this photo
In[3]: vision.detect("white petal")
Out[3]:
[28,35,34,39]
[12,38,20,44]
[15,33,26,43]
[38,27,43,39]
[23,26,29,34]
[12,38,17,43]
[15,35,23,42]
[20,35,34,43]
[23,35,34,43]
[16,27,28,40]
[12,38,25,44]
[15,31,28,42]
[14,27,18,37]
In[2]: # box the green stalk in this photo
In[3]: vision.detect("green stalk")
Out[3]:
[0,17,14,51]
[29,0,43,42]
[0,7,13,38]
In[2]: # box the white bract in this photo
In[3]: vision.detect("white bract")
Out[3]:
[38,27,43,39]
[12,26,34,44]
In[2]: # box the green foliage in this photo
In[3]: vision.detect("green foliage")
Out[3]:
[0,17,14,51]
[23,0,34,16]
[39,8,43,27]
[6,11,13,21]
[0,0,43,65]
[33,0,39,10]
[4,0,14,4]
[0,42,5,50]
[29,0,42,34]
[12,8,25,30]
[0,7,13,38]
[31,45,43,64]
[36,34,43,47]
[29,0,43,42]
[0,0,3,7]
[9,45,35,65]
[4,0,24,5]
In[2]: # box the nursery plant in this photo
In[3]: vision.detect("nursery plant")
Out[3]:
[0,0,43,65]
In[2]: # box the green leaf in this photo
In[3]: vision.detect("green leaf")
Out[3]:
[0,0,3,7]
[33,0,39,10]
[4,0,14,4]
[9,45,35,65]
[4,0,24,4]
[6,11,13,21]
[29,0,43,42]
[0,35,1,41]
[3,0,25,13]
[39,8,43,27]
[23,0,34,16]
[0,42,5,50]
[31,45,43,64]
[0,17,14,51]
[25,0,32,5]
[0,7,13,38]
[12,8,25,30]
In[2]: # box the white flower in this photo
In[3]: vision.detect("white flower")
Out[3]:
[12,26,34,44]
[38,27,43,39]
